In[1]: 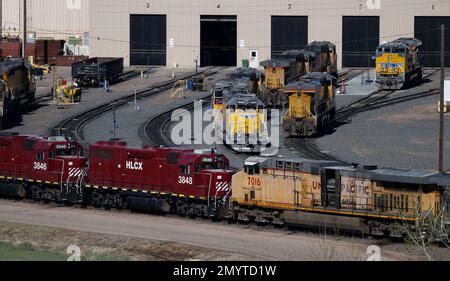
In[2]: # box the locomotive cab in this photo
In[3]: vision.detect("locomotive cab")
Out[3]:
[282,73,336,137]
[225,95,270,153]
[375,38,423,89]
[176,149,234,217]
[0,134,87,201]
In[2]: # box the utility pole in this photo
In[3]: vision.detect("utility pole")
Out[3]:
[22,0,27,59]
[439,24,445,173]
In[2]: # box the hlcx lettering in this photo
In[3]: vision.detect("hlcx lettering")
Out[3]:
[126,161,144,171]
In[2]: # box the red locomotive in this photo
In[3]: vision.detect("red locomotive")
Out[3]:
[0,133,87,201]
[87,141,234,217]
[0,134,234,218]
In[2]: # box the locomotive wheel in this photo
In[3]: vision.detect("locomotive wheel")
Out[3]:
[31,187,42,201]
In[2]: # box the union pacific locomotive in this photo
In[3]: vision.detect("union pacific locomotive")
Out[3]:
[375,38,423,89]
[0,133,449,239]
[0,58,36,129]
[231,157,450,238]
[260,41,337,107]
[282,72,337,137]
[212,76,270,153]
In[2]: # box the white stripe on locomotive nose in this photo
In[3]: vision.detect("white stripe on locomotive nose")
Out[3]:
[217,182,228,192]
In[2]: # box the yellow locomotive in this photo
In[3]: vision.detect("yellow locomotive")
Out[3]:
[375,38,423,89]
[0,58,36,129]
[231,157,450,238]
[212,78,269,153]
[282,72,336,137]
[300,41,338,78]
[261,41,338,107]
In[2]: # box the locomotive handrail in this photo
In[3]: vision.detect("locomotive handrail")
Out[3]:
[54,158,65,192]
[207,173,212,207]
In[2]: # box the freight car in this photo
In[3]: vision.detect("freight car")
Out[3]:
[375,38,423,89]
[282,72,336,137]
[231,157,450,238]
[72,57,124,87]
[0,58,36,130]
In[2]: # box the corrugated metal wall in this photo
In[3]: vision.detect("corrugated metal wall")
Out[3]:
[4,0,450,68]
[2,0,90,40]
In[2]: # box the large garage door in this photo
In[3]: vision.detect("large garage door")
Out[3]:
[415,17,450,67]
[342,16,380,67]
[272,16,308,58]
[130,15,166,66]
[201,15,237,67]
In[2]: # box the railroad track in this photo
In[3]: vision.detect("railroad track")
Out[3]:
[143,68,370,163]
[30,69,142,107]
[337,69,365,85]
[140,95,252,171]
[54,66,226,151]
[335,69,439,121]
[291,69,440,162]
[142,101,201,147]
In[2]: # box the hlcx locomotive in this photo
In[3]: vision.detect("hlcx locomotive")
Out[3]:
[0,133,449,239]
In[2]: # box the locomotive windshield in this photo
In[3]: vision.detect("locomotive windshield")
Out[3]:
[201,156,227,170]
[54,143,80,157]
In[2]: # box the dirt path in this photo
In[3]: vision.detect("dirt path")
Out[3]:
[0,200,431,261]
[0,220,254,261]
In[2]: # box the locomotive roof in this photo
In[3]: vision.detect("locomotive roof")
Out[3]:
[283,80,322,92]
[1,58,32,74]
[274,50,304,60]
[300,72,336,83]
[245,157,340,173]
[260,58,294,68]
[0,134,78,151]
[214,78,249,89]
[91,141,225,165]
[300,41,336,59]
[378,38,422,49]
[244,156,450,187]
[227,68,262,79]
[391,38,422,48]
[326,165,450,186]
[226,94,265,107]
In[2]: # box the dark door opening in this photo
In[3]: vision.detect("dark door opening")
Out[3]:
[271,16,308,58]
[342,16,380,67]
[320,169,341,209]
[415,17,450,67]
[130,15,167,66]
[200,15,237,67]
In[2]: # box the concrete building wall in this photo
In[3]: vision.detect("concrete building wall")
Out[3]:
[3,0,447,68]
[2,0,90,40]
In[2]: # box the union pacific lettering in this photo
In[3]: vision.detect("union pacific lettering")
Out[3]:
[126,161,144,171]
[312,181,321,190]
